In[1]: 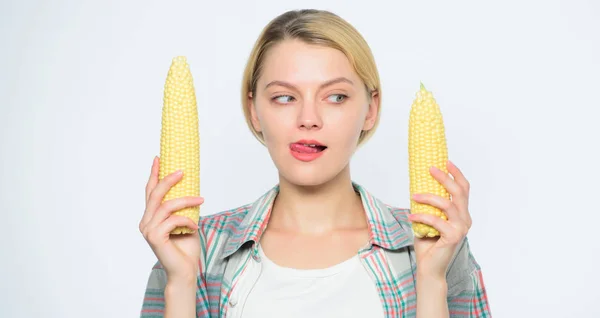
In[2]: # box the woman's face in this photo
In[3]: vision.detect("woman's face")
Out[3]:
[248,39,379,187]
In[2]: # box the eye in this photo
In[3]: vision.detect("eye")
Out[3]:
[327,94,348,103]
[272,95,295,104]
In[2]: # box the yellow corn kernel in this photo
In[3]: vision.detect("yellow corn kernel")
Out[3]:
[408,82,450,238]
[159,56,200,235]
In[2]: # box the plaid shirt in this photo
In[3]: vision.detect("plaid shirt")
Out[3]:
[141,182,491,317]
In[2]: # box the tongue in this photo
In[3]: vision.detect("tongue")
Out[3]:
[291,143,321,153]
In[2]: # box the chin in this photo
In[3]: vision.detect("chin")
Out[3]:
[275,156,348,188]
[280,168,335,187]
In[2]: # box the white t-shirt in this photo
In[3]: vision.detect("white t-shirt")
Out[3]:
[236,245,385,318]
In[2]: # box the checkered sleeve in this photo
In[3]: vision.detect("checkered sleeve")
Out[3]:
[140,262,168,317]
[446,237,492,317]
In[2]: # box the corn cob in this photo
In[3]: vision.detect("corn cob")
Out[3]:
[159,56,200,235]
[408,82,450,238]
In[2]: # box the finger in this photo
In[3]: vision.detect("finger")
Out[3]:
[140,169,183,231]
[145,215,200,248]
[446,160,472,226]
[146,196,204,231]
[447,160,470,194]
[430,165,464,201]
[430,165,468,213]
[412,193,461,222]
[408,213,455,238]
[145,169,184,221]
[411,213,468,246]
[145,156,160,203]
[140,156,160,231]
[154,215,200,239]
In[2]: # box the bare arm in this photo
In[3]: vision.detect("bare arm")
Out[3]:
[165,277,197,318]
[416,274,449,318]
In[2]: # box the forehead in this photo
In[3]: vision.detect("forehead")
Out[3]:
[258,39,359,87]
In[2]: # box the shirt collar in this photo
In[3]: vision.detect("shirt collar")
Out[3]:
[219,182,413,260]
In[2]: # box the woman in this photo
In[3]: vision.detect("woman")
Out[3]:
[139,9,491,318]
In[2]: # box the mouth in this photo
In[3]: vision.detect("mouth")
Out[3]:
[289,140,328,162]
[290,140,327,152]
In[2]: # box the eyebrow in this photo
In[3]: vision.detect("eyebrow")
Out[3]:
[264,77,354,91]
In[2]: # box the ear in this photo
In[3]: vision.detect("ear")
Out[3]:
[248,91,262,132]
[362,90,379,131]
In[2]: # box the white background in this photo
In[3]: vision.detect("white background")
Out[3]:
[1,0,599,317]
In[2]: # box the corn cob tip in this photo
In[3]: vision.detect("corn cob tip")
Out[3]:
[172,55,187,63]
[420,82,426,91]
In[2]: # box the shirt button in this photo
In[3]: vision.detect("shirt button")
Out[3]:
[229,297,238,307]
[253,254,261,263]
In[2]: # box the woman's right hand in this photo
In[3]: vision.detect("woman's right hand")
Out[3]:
[139,156,204,284]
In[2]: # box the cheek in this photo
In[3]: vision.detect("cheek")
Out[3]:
[326,109,365,145]
[257,108,294,144]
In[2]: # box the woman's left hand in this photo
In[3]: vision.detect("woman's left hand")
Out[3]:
[408,160,473,281]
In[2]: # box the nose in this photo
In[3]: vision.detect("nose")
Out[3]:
[296,100,322,130]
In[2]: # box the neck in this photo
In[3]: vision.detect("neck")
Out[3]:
[270,165,366,234]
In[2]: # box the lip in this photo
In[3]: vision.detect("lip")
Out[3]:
[289,139,327,162]
[293,139,325,146]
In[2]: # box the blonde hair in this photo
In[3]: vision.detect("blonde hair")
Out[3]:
[241,9,381,146]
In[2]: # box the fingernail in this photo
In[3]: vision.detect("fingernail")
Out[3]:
[176,169,183,175]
